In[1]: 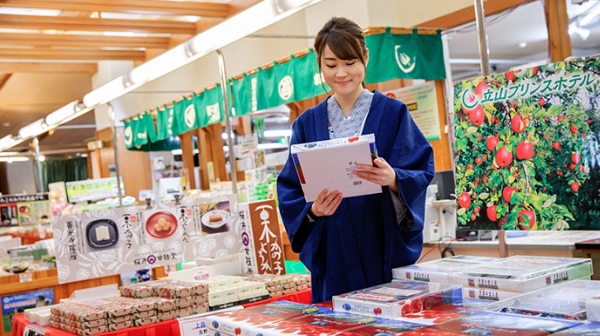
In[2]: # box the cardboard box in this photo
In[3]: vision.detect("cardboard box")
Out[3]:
[290,134,381,202]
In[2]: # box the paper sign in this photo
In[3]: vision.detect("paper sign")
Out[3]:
[290,134,381,202]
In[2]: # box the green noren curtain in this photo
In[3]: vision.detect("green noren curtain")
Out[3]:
[37,157,88,192]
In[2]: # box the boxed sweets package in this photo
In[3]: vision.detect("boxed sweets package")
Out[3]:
[407,312,581,336]
[392,255,498,283]
[485,280,600,321]
[290,133,381,202]
[449,255,593,292]
[332,279,462,318]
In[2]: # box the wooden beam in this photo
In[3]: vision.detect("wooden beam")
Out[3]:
[0,14,198,35]
[418,0,530,29]
[0,48,146,61]
[0,62,97,74]
[0,0,230,17]
[0,74,11,91]
[179,132,197,190]
[544,0,572,62]
[0,32,169,49]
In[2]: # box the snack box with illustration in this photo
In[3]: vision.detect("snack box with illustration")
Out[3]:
[332,279,462,319]
[449,255,592,292]
[290,133,381,202]
[206,301,333,335]
[419,312,581,336]
[392,255,498,283]
[485,280,600,321]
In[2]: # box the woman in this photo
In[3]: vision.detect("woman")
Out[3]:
[277,17,435,303]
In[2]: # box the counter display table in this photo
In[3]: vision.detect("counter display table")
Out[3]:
[10,289,312,336]
[422,231,600,278]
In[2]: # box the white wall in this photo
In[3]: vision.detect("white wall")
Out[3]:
[5,160,37,194]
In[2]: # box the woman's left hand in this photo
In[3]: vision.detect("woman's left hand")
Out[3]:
[354,157,399,193]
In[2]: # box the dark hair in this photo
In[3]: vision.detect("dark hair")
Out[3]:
[313,17,367,71]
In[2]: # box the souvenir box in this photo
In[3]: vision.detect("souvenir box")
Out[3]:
[290,133,381,202]
[414,312,581,336]
[486,280,600,321]
[332,279,462,318]
[449,255,592,292]
[392,255,497,283]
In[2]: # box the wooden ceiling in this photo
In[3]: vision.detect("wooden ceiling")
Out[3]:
[0,0,259,154]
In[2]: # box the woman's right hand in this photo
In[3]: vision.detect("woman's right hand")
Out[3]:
[311,189,343,217]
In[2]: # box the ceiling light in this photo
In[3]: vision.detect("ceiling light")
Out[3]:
[0,8,61,16]
[579,5,600,26]
[518,42,527,48]
[83,77,126,107]
[0,156,29,163]
[45,100,79,127]
[0,135,17,151]
[18,119,46,139]
[264,130,292,138]
[38,155,45,162]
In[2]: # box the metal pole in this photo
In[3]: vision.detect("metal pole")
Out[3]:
[474,0,506,257]
[216,49,238,194]
[474,0,491,76]
[107,103,123,208]
[33,136,44,193]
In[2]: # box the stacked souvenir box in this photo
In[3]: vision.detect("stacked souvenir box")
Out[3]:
[392,255,496,283]
[485,280,600,321]
[191,275,270,310]
[405,312,581,336]
[49,304,108,335]
[331,279,463,319]
[450,256,593,302]
[206,300,426,336]
[120,279,209,319]
[240,273,311,297]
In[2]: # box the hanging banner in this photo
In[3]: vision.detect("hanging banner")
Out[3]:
[156,105,175,141]
[195,86,225,128]
[173,95,199,136]
[260,60,297,108]
[385,82,441,141]
[365,28,446,83]
[454,53,600,231]
[53,195,242,283]
[292,49,330,101]
[232,72,268,117]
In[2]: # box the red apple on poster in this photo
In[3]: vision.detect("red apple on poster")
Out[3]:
[469,106,485,126]
[503,186,516,203]
[505,71,516,82]
[571,182,580,192]
[486,205,497,221]
[518,209,536,230]
[457,192,471,209]
[475,81,488,97]
[511,115,525,133]
[571,152,581,164]
[496,146,513,167]
[552,142,560,150]
[516,141,534,160]
[486,136,499,151]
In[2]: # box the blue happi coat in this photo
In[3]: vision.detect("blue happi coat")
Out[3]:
[277,90,434,303]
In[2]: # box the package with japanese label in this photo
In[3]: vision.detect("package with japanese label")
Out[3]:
[290,133,381,202]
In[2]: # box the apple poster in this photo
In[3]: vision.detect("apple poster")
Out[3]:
[453,53,600,230]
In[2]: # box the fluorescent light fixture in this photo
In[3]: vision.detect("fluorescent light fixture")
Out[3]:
[188,0,323,59]
[580,4,600,26]
[264,129,291,138]
[45,100,79,126]
[0,156,29,163]
[77,0,322,112]
[18,119,46,139]
[0,8,61,16]
[221,132,236,140]
[0,135,17,151]
[129,44,192,85]
[257,143,289,150]
[83,77,126,107]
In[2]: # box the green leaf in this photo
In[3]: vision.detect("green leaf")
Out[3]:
[467,126,479,134]
[547,105,563,117]
[457,208,466,216]
[479,193,489,200]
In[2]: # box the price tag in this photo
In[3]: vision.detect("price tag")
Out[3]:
[19,272,33,282]
[23,325,45,336]
[178,307,242,336]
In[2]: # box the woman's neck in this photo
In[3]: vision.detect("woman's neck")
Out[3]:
[334,88,365,118]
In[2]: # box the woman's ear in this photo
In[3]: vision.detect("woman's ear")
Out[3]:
[364,48,370,67]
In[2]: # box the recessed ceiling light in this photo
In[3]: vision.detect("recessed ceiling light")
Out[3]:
[519,42,527,48]
[2,122,9,127]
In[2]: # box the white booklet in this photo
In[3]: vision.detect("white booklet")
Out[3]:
[290,133,382,202]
